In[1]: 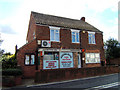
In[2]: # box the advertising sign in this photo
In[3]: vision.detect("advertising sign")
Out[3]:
[43,60,58,69]
[60,52,74,68]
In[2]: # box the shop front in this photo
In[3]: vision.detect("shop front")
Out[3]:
[38,48,82,70]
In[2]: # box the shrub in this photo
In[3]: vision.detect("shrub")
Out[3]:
[1,53,17,69]
[2,68,22,76]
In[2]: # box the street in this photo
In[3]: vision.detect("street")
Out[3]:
[3,73,120,90]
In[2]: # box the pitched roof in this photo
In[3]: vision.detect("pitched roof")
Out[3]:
[31,11,102,32]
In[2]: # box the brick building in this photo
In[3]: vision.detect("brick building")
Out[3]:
[17,11,105,78]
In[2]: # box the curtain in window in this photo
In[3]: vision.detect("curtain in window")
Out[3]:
[55,30,59,41]
[89,33,95,44]
[76,33,79,42]
[31,55,35,64]
[50,30,54,41]
[72,32,75,43]
[25,55,29,65]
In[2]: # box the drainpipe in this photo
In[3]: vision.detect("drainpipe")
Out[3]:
[80,30,83,67]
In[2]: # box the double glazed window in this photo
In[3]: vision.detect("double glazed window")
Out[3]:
[85,53,100,63]
[71,30,80,43]
[25,54,35,65]
[88,32,96,44]
[50,26,60,42]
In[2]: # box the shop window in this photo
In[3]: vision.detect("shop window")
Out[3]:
[85,53,100,63]
[43,52,59,69]
[43,52,59,60]
[25,54,35,65]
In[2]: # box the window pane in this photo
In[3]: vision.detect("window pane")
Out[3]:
[90,53,94,58]
[55,31,59,41]
[88,33,95,44]
[50,30,54,41]
[86,53,90,58]
[76,32,79,42]
[95,53,99,58]
[72,34,75,42]
[88,34,91,44]
[72,32,75,35]
[92,34,95,44]
[25,55,29,65]
[31,55,35,64]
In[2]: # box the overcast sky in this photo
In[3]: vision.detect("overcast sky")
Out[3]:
[0,0,119,54]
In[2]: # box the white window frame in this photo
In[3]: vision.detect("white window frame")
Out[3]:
[25,55,29,65]
[88,31,96,44]
[49,26,60,42]
[85,53,100,64]
[25,54,35,65]
[31,55,35,65]
[71,29,80,43]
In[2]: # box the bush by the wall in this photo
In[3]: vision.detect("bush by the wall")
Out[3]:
[2,68,22,76]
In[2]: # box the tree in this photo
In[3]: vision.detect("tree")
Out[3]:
[0,33,4,57]
[104,38,120,60]
[0,53,17,69]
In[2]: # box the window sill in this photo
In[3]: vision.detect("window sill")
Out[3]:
[85,63,100,64]
[24,64,35,66]
[51,41,60,42]
[72,42,80,44]
[88,43,96,45]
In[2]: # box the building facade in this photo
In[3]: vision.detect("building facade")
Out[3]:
[17,11,105,78]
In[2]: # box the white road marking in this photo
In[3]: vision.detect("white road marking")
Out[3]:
[85,82,120,90]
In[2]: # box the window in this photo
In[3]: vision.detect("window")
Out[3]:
[31,55,35,65]
[25,54,35,65]
[25,55,29,65]
[33,31,36,39]
[43,52,59,60]
[88,32,96,44]
[71,29,80,43]
[50,26,60,42]
[85,53,100,63]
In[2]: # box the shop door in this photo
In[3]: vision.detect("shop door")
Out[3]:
[78,54,81,68]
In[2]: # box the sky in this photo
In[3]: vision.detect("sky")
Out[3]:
[0,0,119,54]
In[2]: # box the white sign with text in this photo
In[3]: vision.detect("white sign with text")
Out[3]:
[43,60,58,69]
[60,52,74,68]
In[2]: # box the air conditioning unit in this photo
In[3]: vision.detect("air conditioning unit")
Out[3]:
[41,40,51,47]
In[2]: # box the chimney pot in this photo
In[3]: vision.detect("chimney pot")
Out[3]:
[81,17,85,21]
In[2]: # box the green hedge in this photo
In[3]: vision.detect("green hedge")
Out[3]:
[2,68,22,76]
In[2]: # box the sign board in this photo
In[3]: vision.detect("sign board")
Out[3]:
[60,52,74,68]
[43,60,58,69]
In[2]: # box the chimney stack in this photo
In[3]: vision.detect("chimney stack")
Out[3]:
[81,17,85,21]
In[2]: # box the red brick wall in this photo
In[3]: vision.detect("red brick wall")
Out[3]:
[26,14,36,43]
[36,26,80,49]
[17,40,37,78]
[35,66,119,83]
[35,25,105,68]
[81,31,105,67]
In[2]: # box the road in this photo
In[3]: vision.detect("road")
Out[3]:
[3,73,120,90]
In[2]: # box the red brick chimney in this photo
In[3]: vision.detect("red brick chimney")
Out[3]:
[81,17,85,21]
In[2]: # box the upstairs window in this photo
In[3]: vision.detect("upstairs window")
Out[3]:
[88,32,96,44]
[49,26,60,42]
[71,29,80,43]
[25,54,35,65]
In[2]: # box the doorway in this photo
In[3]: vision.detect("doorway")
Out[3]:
[78,54,81,68]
